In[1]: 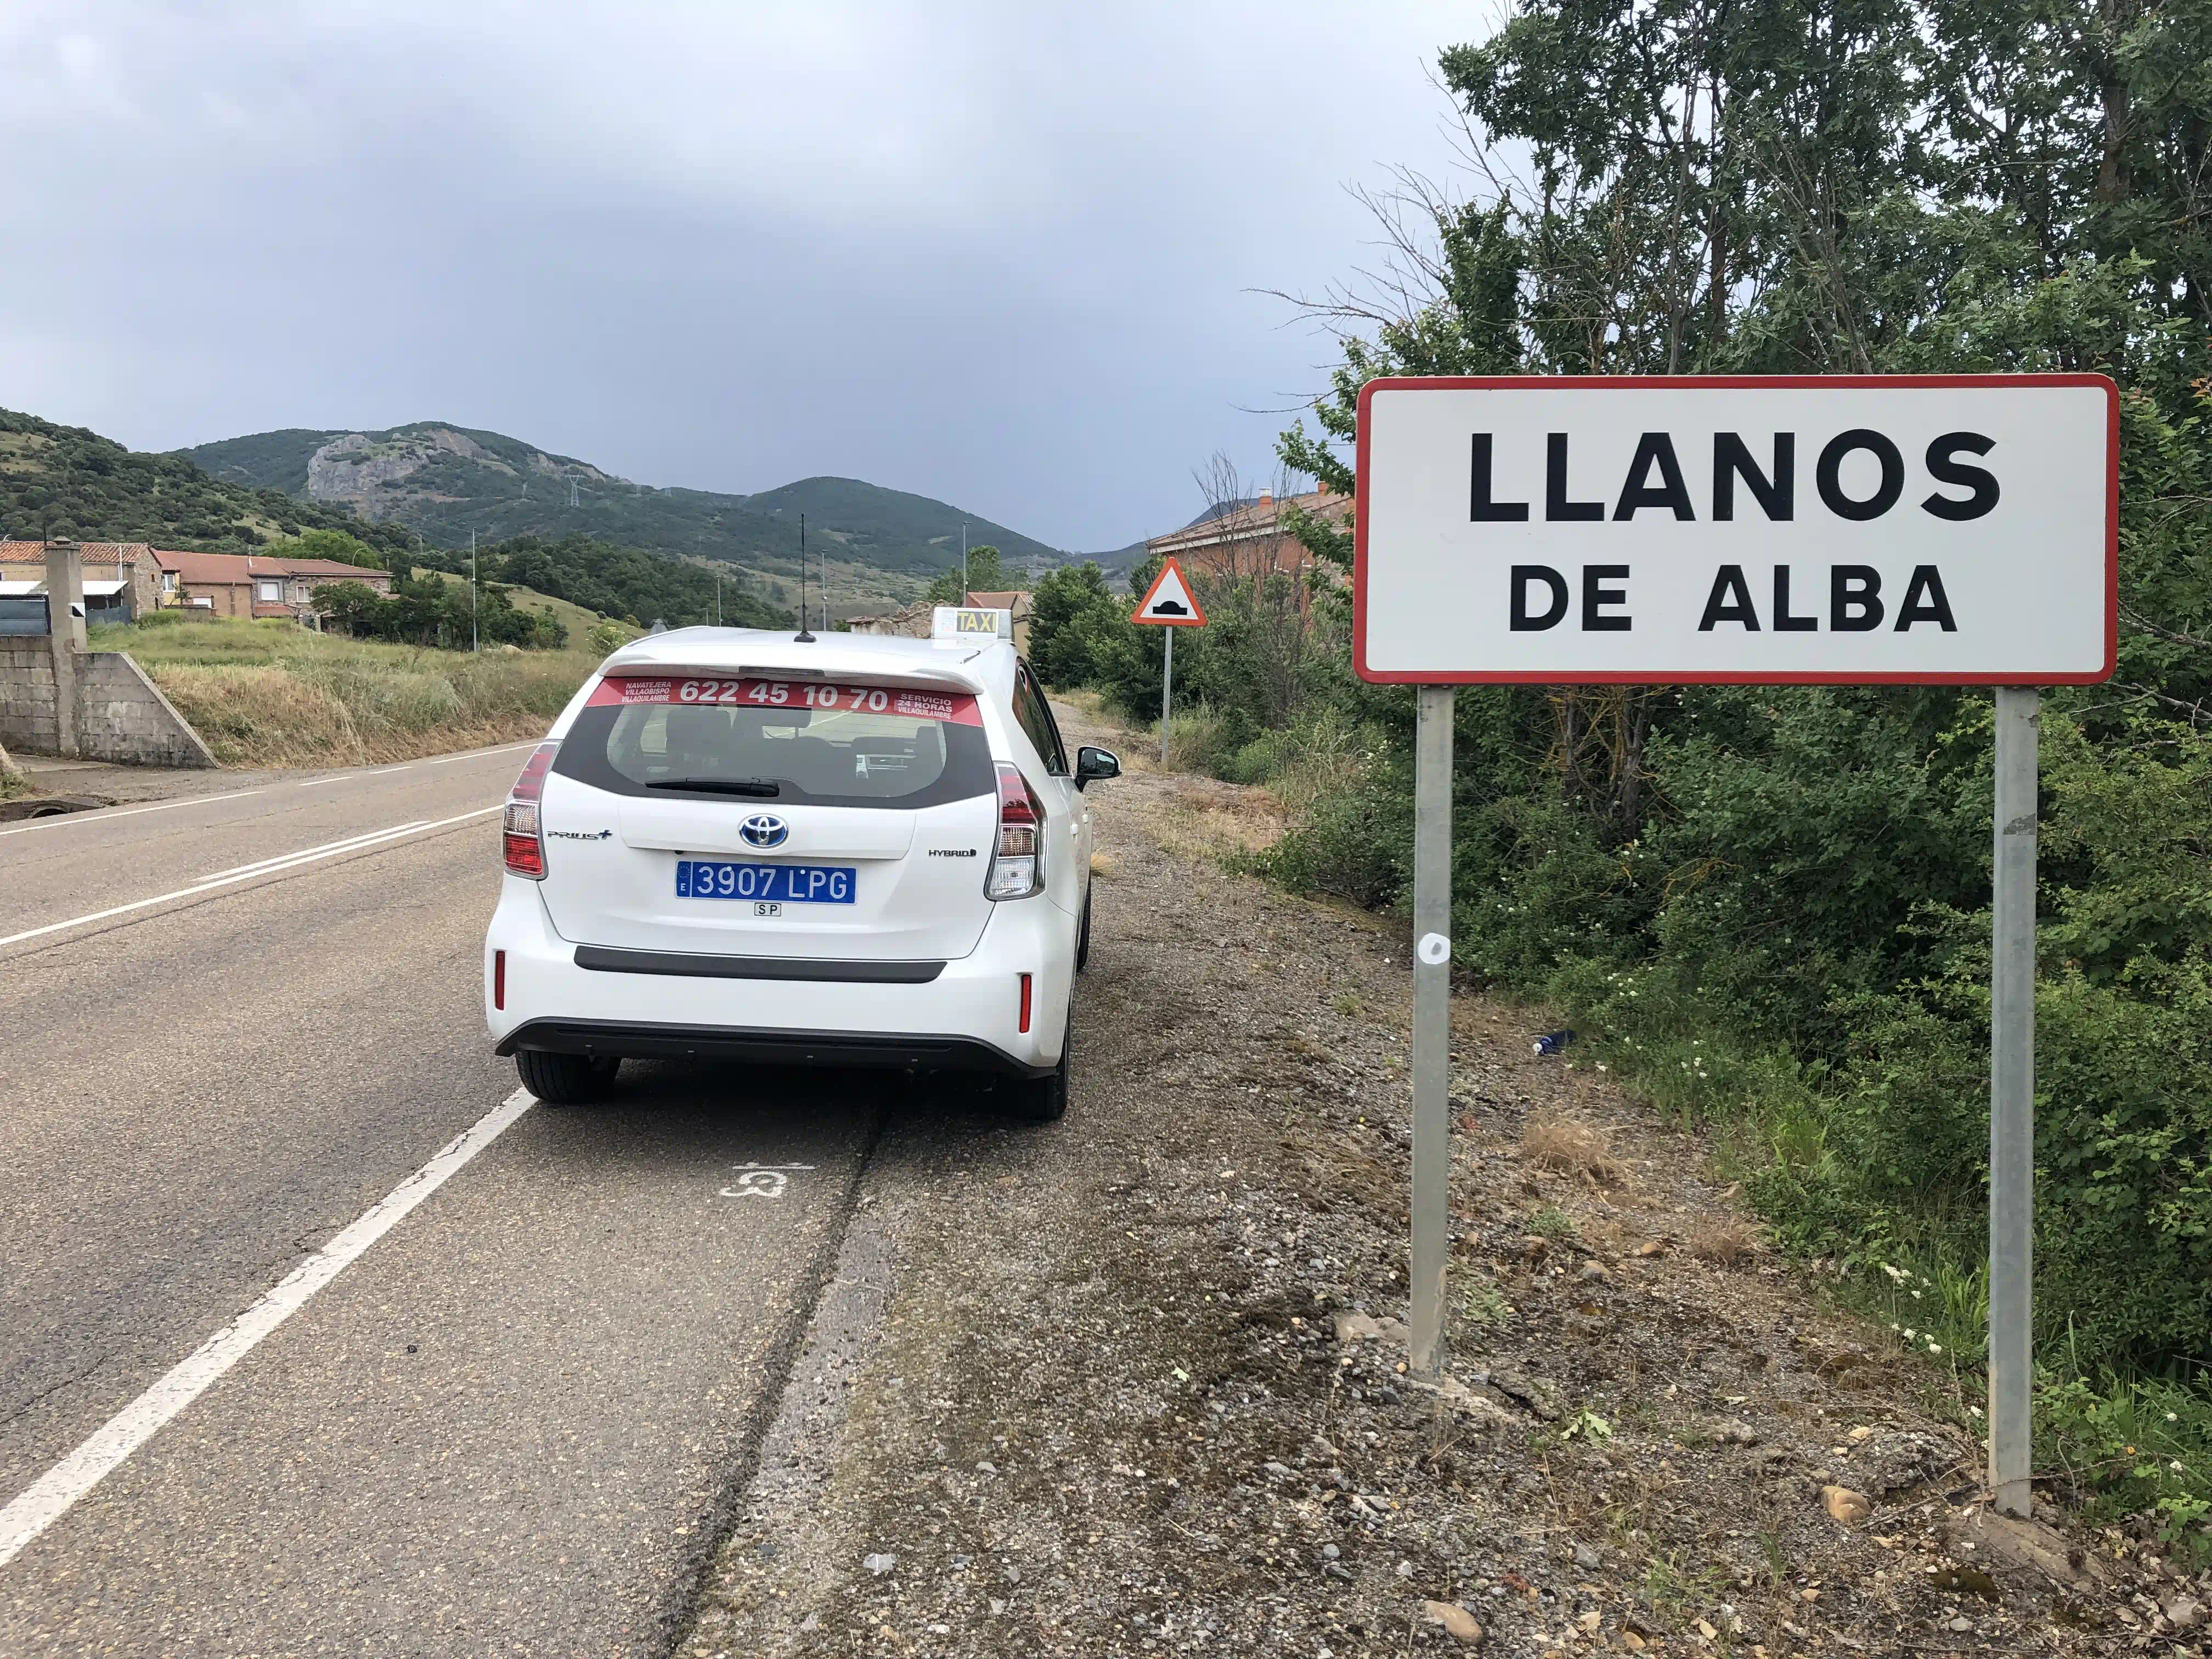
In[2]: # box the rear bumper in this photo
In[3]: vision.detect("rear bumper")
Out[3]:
[484,877,1074,1072]
[493,1018,1051,1076]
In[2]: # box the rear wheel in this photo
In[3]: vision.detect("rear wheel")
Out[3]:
[1075,885,1093,973]
[516,1049,619,1105]
[1005,1013,1070,1124]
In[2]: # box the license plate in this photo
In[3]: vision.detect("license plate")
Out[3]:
[676,860,856,904]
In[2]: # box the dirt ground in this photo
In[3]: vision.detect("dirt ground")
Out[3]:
[676,702,2203,1658]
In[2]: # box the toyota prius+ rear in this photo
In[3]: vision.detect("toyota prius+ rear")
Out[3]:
[483,607,1119,1120]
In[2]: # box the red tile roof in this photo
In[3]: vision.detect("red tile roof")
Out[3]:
[276,558,392,582]
[0,542,388,589]
[0,540,157,566]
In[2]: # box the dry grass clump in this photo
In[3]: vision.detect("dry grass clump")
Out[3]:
[155,664,360,764]
[1520,1114,1631,1189]
[1090,851,1119,879]
[107,617,596,765]
[1687,1217,1761,1266]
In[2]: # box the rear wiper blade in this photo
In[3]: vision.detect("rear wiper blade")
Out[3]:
[646,777,782,797]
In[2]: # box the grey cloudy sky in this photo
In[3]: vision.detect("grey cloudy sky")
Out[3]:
[2,2,1482,551]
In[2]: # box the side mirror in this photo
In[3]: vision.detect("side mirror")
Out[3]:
[1075,746,1121,790]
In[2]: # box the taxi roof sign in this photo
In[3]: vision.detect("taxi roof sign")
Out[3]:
[933,606,1012,641]
[1131,557,1206,627]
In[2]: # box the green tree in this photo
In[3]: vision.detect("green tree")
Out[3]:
[927,544,1006,605]
[1028,562,1122,686]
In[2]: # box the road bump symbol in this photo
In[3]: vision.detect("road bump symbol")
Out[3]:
[719,1161,816,1200]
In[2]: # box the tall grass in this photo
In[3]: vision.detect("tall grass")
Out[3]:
[92,614,597,765]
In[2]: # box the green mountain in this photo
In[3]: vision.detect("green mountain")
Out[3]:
[176,422,1075,612]
[0,409,415,557]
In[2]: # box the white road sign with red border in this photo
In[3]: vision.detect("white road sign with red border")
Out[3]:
[1354,374,2118,686]
[1131,557,1207,627]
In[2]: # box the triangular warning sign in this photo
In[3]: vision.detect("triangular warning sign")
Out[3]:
[1130,557,1206,626]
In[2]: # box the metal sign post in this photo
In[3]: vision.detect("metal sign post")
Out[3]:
[1161,627,1174,764]
[1353,374,2117,1501]
[1989,687,2039,1517]
[1409,685,1455,1376]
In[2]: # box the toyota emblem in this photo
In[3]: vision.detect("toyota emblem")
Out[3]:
[739,813,789,849]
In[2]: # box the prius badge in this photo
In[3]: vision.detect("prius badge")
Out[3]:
[740,813,790,850]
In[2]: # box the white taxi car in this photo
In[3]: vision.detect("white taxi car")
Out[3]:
[483,608,1118,1119]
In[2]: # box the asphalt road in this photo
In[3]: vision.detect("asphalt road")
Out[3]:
[0,748,885,1654]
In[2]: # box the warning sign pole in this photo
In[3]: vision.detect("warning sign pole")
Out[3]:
[1161,627,1175,764]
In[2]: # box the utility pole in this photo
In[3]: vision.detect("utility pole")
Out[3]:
[961,523,969,603]
[797,515,815,642]
[714,570,722,628]
[470,529,478,653]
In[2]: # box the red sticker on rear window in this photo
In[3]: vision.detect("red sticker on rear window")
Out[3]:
[589,675,980,724]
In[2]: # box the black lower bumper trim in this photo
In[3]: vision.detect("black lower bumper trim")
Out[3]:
[496,1018,1051,1077]
[573,945,946,983]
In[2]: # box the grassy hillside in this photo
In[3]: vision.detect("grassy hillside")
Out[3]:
[174,422,1070,594]
[92,612,596,765]
[0,409,413,557]
[414,534,791,631]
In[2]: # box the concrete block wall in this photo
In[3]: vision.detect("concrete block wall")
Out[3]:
[77,652,217,768]
[0,638,215,768]
[0,639,60,754]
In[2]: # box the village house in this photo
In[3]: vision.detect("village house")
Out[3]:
[153,549,396,622]
[1142,486,1350,590]
[0,542,165,623]
[1,541,398,627]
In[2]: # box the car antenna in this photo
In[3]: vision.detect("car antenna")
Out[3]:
[795,512,815,642]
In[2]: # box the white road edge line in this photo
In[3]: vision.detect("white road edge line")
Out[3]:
[0,789,269,840]
[422,741,537,766]
[0,805,502,951]
[295,774,359,788]
[200,822,431,882]
[0,1087,538,1571]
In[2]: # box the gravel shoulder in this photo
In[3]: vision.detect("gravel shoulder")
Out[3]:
[678,701,2199,1659]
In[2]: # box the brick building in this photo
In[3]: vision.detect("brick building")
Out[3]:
[0,543,395,626]
[154,549,395,622]
[1142,488,1350,587]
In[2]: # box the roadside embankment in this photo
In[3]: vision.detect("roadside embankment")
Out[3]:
[679,701,2183,1659]
[89,615,595,765]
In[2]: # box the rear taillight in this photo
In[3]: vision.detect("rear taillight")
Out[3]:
[503,741,558,879]
[986,762,1045,901]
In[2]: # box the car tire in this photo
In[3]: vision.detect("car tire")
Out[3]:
[1075,885,1093,973]
[516,1049,619,1105]
[1006,1014,1070,1124]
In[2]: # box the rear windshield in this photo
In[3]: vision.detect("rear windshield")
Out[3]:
[554,674,995,808]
